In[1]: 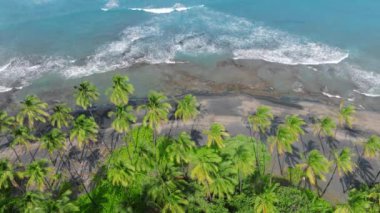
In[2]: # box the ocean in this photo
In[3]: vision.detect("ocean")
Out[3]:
[1,0,380,104]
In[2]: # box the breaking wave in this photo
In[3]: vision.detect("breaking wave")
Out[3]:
[0,5,352,92]
[129,4,204,14]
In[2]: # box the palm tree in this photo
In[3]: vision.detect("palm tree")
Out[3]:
[50,103,73,129]
[298,150,330,195]
[106,75,135,106]
[0,111,14,135]
[338,101,356,128]
[108,105,136,149]
[322,148,356,196]
[334,188,371,213]
[254,184,279,213]
[45,189,79,212]
[24,159,53,191]
[203,123,230,149]
[16,95,49,128]
[313,116,336,154]
[10,126,36,161]
[69,114,99,148]
[147,159,187,212]
[108,105,136,134]
[0,111,15,157]
[209,162,237,200]
[362,135,380,184]
[73,81,99,110]
[189,147,222,198]
[166,132,195,164]
[0,159,21,190]
[222,135,255,193]
[41,128,66,165]
[268,125,296,175]
[284,114,305,140]
[15,191,46,212]
[174,94,199,122]
[106,158,135,187]
[362,135,380,159]
[248,105,274,135]
[334,204,354,213]
[139,91,172,131]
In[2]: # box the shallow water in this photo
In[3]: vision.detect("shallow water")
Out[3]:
[0,0,380,105]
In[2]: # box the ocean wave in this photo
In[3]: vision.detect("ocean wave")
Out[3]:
[354,90,380,98]
[129,4,204,14]
[322,92,342,99]
[0,6,353,85]
[101,0,119,11]
[0,86,12,93]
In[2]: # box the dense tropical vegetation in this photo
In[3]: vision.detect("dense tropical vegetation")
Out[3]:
[0,74,379,212]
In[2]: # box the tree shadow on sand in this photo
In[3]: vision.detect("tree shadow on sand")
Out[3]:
[285,145,301,167]
[355,157,375,185]
[306,140,319,153]
[190,129,203,146]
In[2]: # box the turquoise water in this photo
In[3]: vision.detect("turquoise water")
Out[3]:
[1,0,380,97]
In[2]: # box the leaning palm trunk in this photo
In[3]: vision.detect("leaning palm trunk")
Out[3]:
[321,165,337,196]
[318,131,326,155]
[60,152,96,206]
[248,127,261,174]
[277,151,283,176]
[11,146,22,163]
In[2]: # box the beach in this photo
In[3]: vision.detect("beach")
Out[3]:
[1,1,380,209]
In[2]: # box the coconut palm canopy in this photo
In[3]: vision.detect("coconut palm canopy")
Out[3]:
[0,76,379,212]
[73,81,99,110]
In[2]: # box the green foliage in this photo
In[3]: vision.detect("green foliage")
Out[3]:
[268,125,296,155]
[174,94,199,121]
[276,186,333,212]
[69,114,98,148]
[41,128,66,155]
[0,111,14,134]
[24,159,52,191]
[313,116,336,137]
[139,91,172,130]
[2,75,380,213]
[108,105,136,133]
[74,81,99,110]
[338,101,356,128]
[298,150,331,186]
[204,123,230,149]
[16,95,49,128]
[107,75,134,106]
[363,135,380,158]
[248,105,274,134]
[50,103,73,129]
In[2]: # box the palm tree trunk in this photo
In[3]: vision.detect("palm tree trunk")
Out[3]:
[321,165,337,196]
[277,150,283,176]
[300,134,307,156]
[249,127,261,174]
[372,170,380,186]
[238,170,242,193]
[11,147,22,163]
[61,152,97,206]
[315,178,321,196]
[318,132,326,155]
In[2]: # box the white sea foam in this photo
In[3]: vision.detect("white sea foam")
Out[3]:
[101,0,119,11]
[354,90,380,97]
[0,86,12,93]
[322,92,342,99]
[0,6,358,87]
[129,4,204,14]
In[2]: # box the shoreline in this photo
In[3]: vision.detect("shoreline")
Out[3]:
[1,59,380,113]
